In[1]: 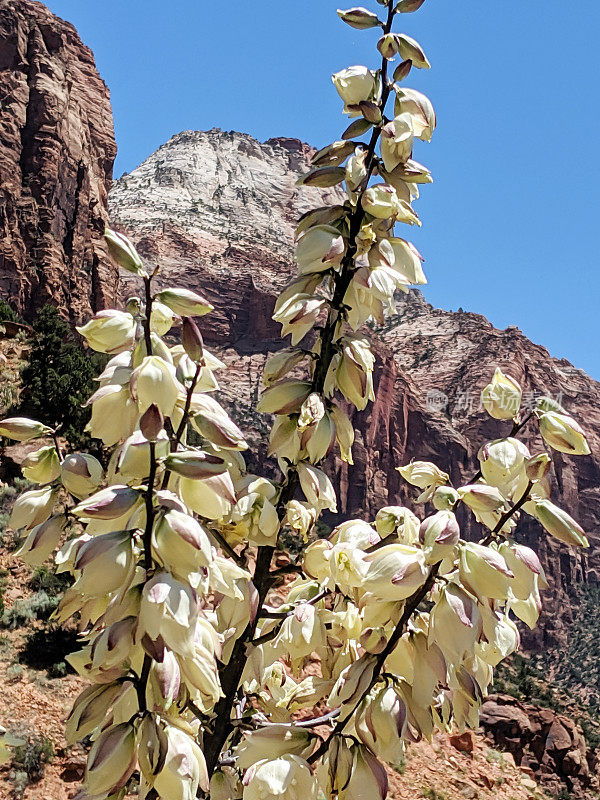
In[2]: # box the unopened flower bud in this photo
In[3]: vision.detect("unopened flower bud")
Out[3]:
[534,499,589,547]
[458,483,506,513]
[104,229,145,275]
[393,59,413,82]
[181,316,205,363]
[163,450,227,479]
[337,7,381,29]
[538,411,590,456]
[257,381,313,415]
[124,296,140,317]
[296,167,346,188]
[73,485,141,520]
[0,416,52,442]
[140,403,164,442]
[378,33,401,59]
[156,287,213,317]
[395,0,427,11]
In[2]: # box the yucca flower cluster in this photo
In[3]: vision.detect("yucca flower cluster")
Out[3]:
[0,1,591,798]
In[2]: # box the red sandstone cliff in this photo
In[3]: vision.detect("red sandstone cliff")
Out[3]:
[0,0,118,322]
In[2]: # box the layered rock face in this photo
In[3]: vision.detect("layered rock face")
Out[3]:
[480,694,598,797]
[110,128,600,648]
[0,0,118,322]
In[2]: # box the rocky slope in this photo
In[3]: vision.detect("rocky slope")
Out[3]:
[0,0,118,323]
[110,128,600,651]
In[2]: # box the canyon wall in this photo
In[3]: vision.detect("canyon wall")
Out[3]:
[0,0,118,323]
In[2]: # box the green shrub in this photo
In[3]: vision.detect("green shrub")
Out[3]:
[17,305,104,451]
[0,591,59,628]
[12,734,53,784]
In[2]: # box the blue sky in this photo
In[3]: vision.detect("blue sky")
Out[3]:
[46,0,600,379]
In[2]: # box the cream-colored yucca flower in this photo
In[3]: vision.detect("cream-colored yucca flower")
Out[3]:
[477,606,520,667]
[499,542,547,601]
[395,33,431,69]
[236,726,314,771]
[361,183,402,219]
[375,505,420,543]
[394,87,436,141]
[332,65,378,115]
[179,470,236,521]
[190,393,248,451]
[243,754,319,800]
[388,237,427,284]
[274,603,326,663]
[138,572,199,657]
[478,437,530,489]
[538,411,590,456]
[83,722,136,797]
[297,462,338,512]
[20,445,60,484]
[333,336,375,411]
[459,542,514,600]
[16,513,67,566]
[153,509,213,587]
[179,616,223,712]
[481,368,522,420]
[429,583,482,664]
[229,481,280,547]
[9,485,55,531]
[73,485,141,520]
[131,355,182,417]
[85,384,138,446]
[355,683,407,765]
[419,510,460,564]
[363,543,427,600]
[457,483,506,514]
[0,416,52,441]
[330,518,379,549]
[296,225,345,275]
[154,724,210,800]
[61,452,104,498]
[337,743,388,800]
[263,348,306,387]
[149,300,175,336]
[77,310,136,354]
[104,228,145,275]
[397,460,449,502]
[380,113,414,172]
[272,294,327,345]
[73,531,135,596]
[65,682,124,743]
